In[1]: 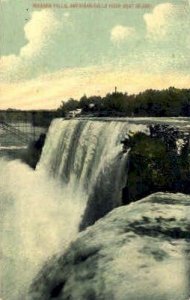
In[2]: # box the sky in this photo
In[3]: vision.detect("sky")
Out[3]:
[0,0,190,109]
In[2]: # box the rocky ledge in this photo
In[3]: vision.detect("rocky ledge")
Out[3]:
[28,193,190,300]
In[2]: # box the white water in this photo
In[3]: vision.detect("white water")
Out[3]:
[0,158,85,300]
[38,119,148,192]
[0,119,148,300]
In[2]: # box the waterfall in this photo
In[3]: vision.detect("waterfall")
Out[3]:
[0,118,148,300]
[38,119,148,228]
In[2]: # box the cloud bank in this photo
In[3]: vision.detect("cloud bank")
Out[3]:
[1,66,190,109]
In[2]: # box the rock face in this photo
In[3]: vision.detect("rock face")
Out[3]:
[122,126,190,204]
[28,193,190,300]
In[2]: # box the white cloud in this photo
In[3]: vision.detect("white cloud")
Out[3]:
[143,3,175,40]
[21,10,60,58]
[110,25,136,44]
[0,10,61,81]
[143,2,190,62]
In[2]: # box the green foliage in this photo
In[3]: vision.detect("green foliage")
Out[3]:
[57,98,79,116]
[57,87,190,117]
[1,87,190,124]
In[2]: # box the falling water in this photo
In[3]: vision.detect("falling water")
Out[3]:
[0,119,148,300]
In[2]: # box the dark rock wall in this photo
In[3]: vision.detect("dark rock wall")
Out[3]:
[122,125,190,205]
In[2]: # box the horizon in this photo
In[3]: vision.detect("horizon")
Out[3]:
[1,85,189,112]
[0,0,190,109]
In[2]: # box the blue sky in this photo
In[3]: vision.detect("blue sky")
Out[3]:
[0,0,189,109]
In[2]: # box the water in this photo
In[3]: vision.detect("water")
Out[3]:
[0,158,85,300]
[0,118,151,299]
[38,119,148,227]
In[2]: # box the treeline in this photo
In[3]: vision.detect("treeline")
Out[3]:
[57,87,190,117]
[1,87,190,126]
